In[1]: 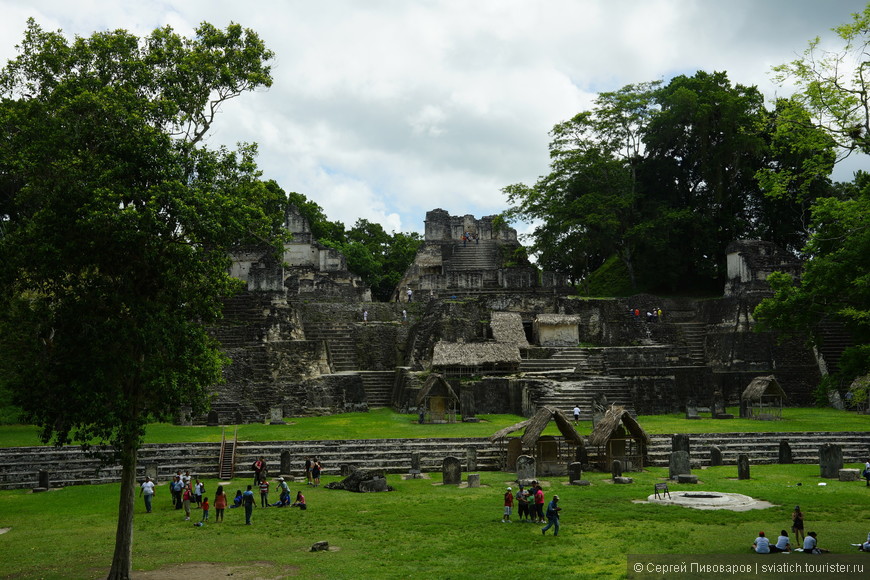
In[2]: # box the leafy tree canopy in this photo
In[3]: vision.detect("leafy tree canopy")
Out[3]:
[0,19,281,579]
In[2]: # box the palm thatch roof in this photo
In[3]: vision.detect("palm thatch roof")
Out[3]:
[490,312,529,347]
[741,375,786,401]
[431,341,520,367]
[415,373,459,405]
[488,406,583,447]
[588,405,651,447]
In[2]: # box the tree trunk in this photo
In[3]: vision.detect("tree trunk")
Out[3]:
[106,437,138,580]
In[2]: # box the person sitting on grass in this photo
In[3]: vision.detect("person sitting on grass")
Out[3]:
[770,530,791,553]
[858,532,870,552]
[752,531,771,554]
[291,491,306,509]
[229,489,243,508]
[802,531,828,554]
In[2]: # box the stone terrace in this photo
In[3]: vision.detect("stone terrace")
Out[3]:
[3,431,870,490]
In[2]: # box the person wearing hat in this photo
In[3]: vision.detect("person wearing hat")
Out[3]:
[541,494,561,536]
[502,486,514,523]
[274,477,290,507]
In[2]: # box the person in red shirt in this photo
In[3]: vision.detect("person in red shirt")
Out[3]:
[533,483,545,524]
[200,497,210,522]
[259,479,270,507]
[502,487,514,523]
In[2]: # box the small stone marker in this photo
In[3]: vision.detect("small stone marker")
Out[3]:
[269,406,285,425]
[567,462,583,483]
[409,452,422,478]
[611,459,623,479]
[709,445,723,467]
[280,450,293,476]
[669,451,690,480]
[676,474,698,484]
[685,406,700,420]
[310,541,329,552]
[778,439,793,464]
[819,443,843,478]
[467,473,480,488]
[466,447,477,472]
[516,455,536,481]
[442,456,462,485]
[206,410,219,426]
[671,434,690,454]
[839,469,860,482]
[737,454,750,480]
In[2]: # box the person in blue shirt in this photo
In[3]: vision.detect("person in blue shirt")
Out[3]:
[242,485,256,525]
[541,495,562,536]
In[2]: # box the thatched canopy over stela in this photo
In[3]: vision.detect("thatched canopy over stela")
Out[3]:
[489,406,583,448]
[588,405,651,448]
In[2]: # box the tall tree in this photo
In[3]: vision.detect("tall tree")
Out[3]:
[0,20,281,580]
[773,3,870,155]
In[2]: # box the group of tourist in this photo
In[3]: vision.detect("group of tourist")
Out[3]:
[460,231,478,247]
[305,456,323,487]
[629,307,663,322]
[750,506,830,554]
[502,481,561,536]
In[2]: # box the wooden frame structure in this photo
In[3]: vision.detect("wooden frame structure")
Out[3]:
[488,406,584,475]
[415,373,459,423]
[587,405,650,471]
[741,375,786,420]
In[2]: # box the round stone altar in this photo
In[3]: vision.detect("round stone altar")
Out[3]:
[643,490,774,511]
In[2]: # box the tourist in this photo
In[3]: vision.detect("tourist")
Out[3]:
[802,531,827,554]
[502,486,513,523]
[291,491,307,509]
[214,485,227,522]
[242,484,256,525]
[406,287,413,302]
[230,489,243,508]
[541,495,561,536]
[572,405,581,425]
[791,505,805,544]
[516,484,530,522]
[171,475,184,509]
[194,478,204,507]
[752,531,771,554]
[139,476,155,513]
[305,456,313,485]
[771,530,791,553]
[859,532,870,551]
[402,309,407,323]
[200,496,210,522]
[252,456,266,485]
[312,457,322,487]
[863,460,870,487]
[533,483,545,524]
[182,470,192,488]
[259,477,270,507]
[363,309,368,323]
[182,484,192,520]
[275,477,291,506]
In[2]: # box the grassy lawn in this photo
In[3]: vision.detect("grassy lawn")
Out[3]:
[1,407,868,448]
[1,464,869,579]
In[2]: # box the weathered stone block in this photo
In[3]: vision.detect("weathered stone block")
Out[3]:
[442,456,462,485]
[669,451,690,479]
[737,454,750,480]
[838,468,860,482]
[467,473,480,488]
[676,474,698,484]
[819,444,843,479]
[613,476,633,484]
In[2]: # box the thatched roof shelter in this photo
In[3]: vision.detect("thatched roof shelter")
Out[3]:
[588,405,650,448]
[488,407,584,474]
[741,375,786,419]
[490,312,529,347]
[587,404,650,471]
[741,375,786,401]
[432,341,521,366]
[415,373,458,406]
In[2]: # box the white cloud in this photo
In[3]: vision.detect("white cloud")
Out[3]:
[1,0,867,233]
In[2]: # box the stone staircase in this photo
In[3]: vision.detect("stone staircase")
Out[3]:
[675,322,706,365]
[815,320,853,375]
[359,371,396,407]
[303,322,357,372]
[0,438,503,490]
[520,347,605,374]
[532,377,635,419]
[210,293,268,348]
[645,431,870,467]
[444,240,502,288]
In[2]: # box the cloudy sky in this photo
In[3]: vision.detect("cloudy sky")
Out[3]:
[1,0,867,235]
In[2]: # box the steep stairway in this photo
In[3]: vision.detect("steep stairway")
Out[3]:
[359,371,396,407]
[520,347,605,374]
[303,322,357,372]
[532,377,635,419]
[675,322,707,365]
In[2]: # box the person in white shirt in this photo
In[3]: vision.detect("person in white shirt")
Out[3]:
[139,476,156,513]
[770,530,791,552]
[572,406,581,425]
[803,531,827,554]
[752,531,771,554]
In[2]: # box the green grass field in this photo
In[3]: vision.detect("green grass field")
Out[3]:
[1,464,869,579]
[1,407,868,448]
